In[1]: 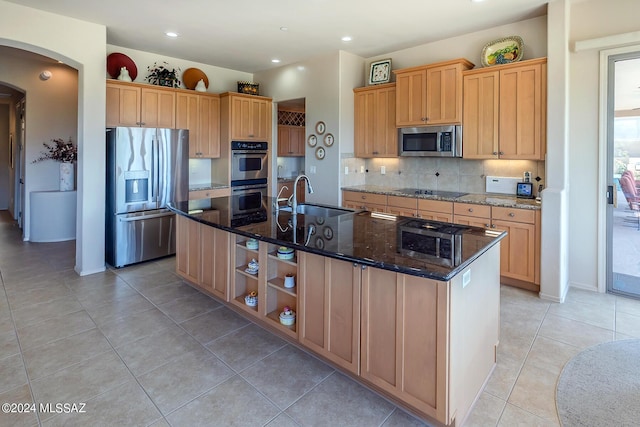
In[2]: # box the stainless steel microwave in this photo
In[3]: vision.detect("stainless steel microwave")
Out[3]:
[398,125,462,157]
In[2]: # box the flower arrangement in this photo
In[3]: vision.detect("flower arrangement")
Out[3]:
[146,61,181,88]
[32,138,77,163]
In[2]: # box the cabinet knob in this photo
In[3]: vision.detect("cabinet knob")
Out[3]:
[361,195,366,199]
[485,223,490,228]
[499,151,504,155]
[361,265,367,270]
[491,224,497,228]
[353,263,358,267]
[492,152,498,155]
[509,212,515,217]
[468,208,473,212]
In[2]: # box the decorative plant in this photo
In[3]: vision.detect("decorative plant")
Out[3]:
[32,137,77,163]
[146,61,181,88]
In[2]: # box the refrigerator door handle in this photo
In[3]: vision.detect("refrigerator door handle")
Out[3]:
[117,210,174,222]
[151,136,156,202]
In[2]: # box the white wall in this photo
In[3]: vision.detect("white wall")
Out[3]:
[0,0,106,275]
[567,0,640,292]
[0,104,8,209]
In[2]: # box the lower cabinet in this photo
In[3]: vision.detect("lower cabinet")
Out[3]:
[361,268,448,422]
[298,252,361,374]
[342,190,387,212]
[176,214,229,300]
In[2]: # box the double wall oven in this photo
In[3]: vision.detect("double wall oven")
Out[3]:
[230,141,268,222]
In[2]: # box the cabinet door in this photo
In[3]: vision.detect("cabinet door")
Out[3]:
[354,89,375,157]
[361,268,447,420]
[291,126,305,156]
[374,85,398,156]
[462,71,499,159]
[277,126,291,156]
[200,225,229,300]
[250,98,270,140]
[199,95,220,158]
[425,64,462,124]
[141,88,176,128]
[299,252,361,374]
[453,214,490,229]
[176,93,200,157]
[418,211,453,223]
[499,63,545,160]
[230,96,252,140]
[106,83,140,127]
[176,215,200,284]
[492,219,536,283]
[395,69,427,126]
[278,126,304,156]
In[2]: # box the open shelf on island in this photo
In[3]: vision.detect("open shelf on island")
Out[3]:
[267,277,297,296]
[266,310,297,338]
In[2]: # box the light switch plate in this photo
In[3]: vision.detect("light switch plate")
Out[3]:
[344,166,349,175]
[310,165,317,174]
[381,166,386,175]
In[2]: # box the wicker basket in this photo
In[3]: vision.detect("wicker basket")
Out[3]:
[238,81,259,95]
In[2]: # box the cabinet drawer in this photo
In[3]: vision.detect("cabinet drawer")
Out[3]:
[453,203,491,218]
[343,191,387,206]
[491,206,536,224]
[417,199,453,214]
[189,188,230,200]
[387,195,417,210]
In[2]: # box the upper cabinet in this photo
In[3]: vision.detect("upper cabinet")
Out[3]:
[176,92,221,158]
[277,125,305,157]
[394,59,474,127]
[221,92,272,141]
[462,58,547,160]
[353,83,397,158]
[106,81,175,128]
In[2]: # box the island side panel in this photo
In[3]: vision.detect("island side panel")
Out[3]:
[449,243,501,426]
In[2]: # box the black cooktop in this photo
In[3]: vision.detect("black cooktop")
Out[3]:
[396,188,468,198]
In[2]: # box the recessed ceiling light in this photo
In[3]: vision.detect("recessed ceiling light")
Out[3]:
[471,0,485,2]
[280,27,288,31]
[341,36,352,42]
[272,59,281,63]
[165,32,179,38]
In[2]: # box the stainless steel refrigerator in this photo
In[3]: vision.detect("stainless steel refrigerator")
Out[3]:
[106,127,189,267]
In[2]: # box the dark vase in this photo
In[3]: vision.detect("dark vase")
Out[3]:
[158,78,174,87]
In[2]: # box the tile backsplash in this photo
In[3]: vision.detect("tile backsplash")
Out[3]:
[341,156,545,194]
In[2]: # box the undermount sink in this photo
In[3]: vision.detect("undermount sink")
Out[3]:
[278,203,354,217]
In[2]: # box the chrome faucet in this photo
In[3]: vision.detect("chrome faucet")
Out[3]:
[291,174,314,213]
[274,185,289,211]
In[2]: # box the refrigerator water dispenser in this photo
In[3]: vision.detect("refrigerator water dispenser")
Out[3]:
[124,170,149,203]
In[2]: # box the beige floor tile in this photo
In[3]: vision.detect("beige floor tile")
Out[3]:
[165,375,279,427]
[286,372,396,427]
[498,403,559,426]
[0,330,20,360]
[0,315,15,336]
[206,323,287,371]
[381,409,430,426]
[115,323,204,376]
[507,363,561,423]
[0,384,38,427]
[566,287,616,308]
[525,336,581,374]
[84,294,155,326]
[73,281,138,310]
[41,380,162,427]
[138,347,234,415]
[463,391,506,427]
[497,326,536,363]
[64,270,123,292]
[147,419,171,427]
[500,286,551,310]
[615,331,637,340]
[11,297,83,329]
[547,298,615,330]
[616,295,640,316]
[265,413,300,427]
[6,282,73,310]
[138,280,200,305]
[484,355,523,400]
[30,350,132,411]
[537,314,614,349]
[156,292,221,323]
[0,354,28,395]
[16,310,96,350]
[241,345,334,409]
[98,307,175,348]
[22,328,112,380]
[118,269,183,292]
[615,311,640,337]
[180,307,249,345]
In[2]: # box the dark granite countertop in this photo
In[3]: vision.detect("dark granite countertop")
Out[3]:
[341,185,541,210]
[169,196,506,282]
[189,183,229,192]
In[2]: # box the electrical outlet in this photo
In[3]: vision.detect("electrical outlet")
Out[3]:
[344,166,349,175]
[310,165,316,174]
[360,165,365,173]
[462,269,471,288]
[381,166,386,175]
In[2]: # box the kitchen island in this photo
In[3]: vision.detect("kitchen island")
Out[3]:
[169,196,505,426]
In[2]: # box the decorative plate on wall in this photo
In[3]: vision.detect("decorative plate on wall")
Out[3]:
[315,146,325,160]
[107,52,138,80]
[308,135,317,147]
[481,36,524,67]
[315,121,326,135]
[183,68,209,90]
[323,133,334,147]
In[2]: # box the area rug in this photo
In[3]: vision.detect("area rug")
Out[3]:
[556,339,640,426]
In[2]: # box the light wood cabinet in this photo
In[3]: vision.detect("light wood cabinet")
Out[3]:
[386,195,417,217]
[361,267,448,421]
[298,252,360,374]
[224,93,272,141]
[394,59,473,127]
[106,81,175,128]
[462,58,546,160]
[353,83,397,158]
[277,125,305,156]
[176,92,221,158]
[176,214,230,300]
[188,188,230,200]
[417,199,453,222]
[342,191,387,213]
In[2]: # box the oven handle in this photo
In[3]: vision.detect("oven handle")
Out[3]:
[232,185,268,193]
[232,150,268,155]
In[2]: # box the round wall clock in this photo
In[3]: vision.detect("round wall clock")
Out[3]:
[324,133,334,147]
[315,121,326,135]
[315,146,326,160]
[308,134,317,147]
